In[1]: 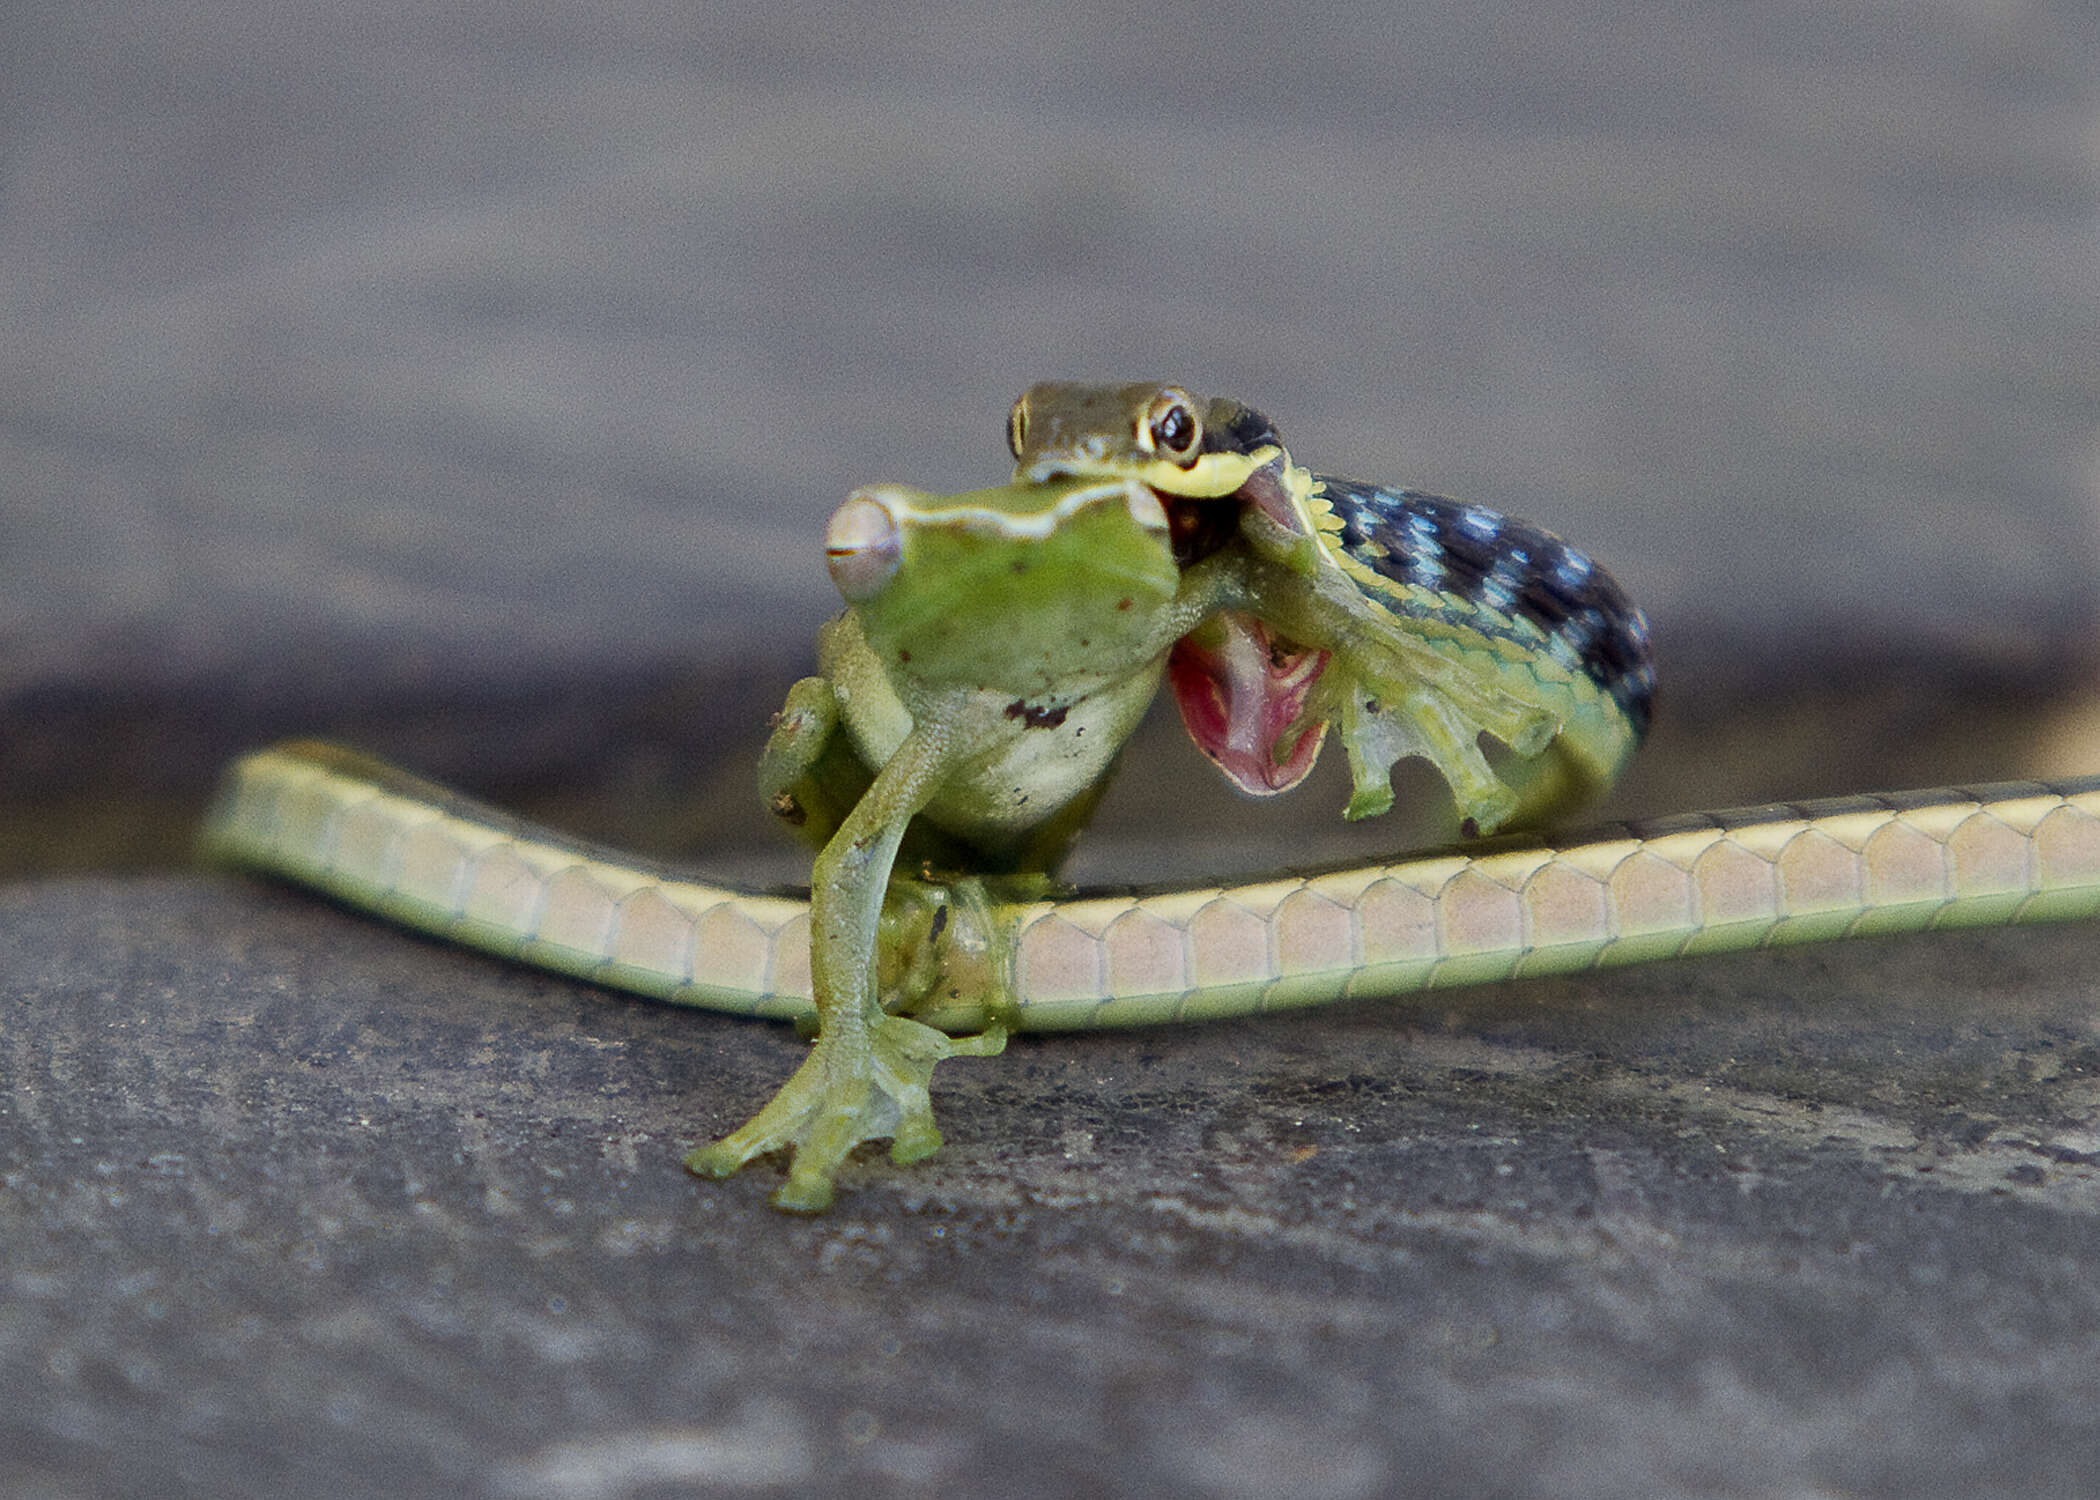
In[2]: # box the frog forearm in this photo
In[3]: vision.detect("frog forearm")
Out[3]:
[205,742,2100,1034]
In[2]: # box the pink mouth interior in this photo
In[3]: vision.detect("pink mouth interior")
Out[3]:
[1167,610,1329,795]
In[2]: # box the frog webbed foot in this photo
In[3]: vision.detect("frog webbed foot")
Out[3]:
[685,1015,1007,1213]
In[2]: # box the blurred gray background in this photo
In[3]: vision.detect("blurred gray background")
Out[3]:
[5,3,2100,1497]
[5,0,2097,866]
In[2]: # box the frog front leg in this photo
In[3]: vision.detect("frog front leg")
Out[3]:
[757,673,870,854]
[686,720,1005,1213]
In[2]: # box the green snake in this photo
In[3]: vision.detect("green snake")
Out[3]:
[200,382,2100,1209]
[204,740,2100,1033]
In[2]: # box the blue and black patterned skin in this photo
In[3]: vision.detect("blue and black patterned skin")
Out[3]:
[1313,477,1655,738]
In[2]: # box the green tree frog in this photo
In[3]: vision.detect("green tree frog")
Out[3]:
[689,384,1652,1210]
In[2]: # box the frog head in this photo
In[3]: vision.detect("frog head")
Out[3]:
[824,475,1181,698]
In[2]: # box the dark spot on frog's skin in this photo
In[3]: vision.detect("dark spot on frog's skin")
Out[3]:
[898,649,912,663]
[1460,817,1481,840]
[928,905,948,943]
[1005,700,1069,729]
[770,791,805,826]
[1117,598,1133,611]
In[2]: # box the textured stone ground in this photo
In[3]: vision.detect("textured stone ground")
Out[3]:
[4,3,2099,1496]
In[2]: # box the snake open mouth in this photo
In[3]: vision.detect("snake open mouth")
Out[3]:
[1167,609,1331,796]
[1155,457,1305,569]
[1158,490,1241,567]
[1153,456,1335,794]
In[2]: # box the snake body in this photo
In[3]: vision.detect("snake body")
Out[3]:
[203,740,2100,1033]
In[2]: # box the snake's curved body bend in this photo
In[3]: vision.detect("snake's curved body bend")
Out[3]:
[204,740,2100,1033]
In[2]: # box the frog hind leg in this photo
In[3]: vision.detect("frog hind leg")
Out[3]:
[690,871,1027,1210]
[685,1013,1006,1213]
[691,720,1012,1212]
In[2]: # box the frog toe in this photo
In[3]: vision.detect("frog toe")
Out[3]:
[686,1013,1005,1211]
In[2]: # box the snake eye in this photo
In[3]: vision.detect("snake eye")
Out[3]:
[1143,391,1202,466]
[1006,396,1029,460]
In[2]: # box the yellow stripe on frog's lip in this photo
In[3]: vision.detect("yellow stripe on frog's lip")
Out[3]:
[860,477,1171,541]
[203,742,2100,1036]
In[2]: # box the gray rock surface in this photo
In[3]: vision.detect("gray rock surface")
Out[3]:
[10,875,2100,1498]
[5,1,2100,1495]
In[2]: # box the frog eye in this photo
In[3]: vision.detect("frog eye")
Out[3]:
[1006,396,1029,460]
[1142,391,1202,466]
[826,490,902,602]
